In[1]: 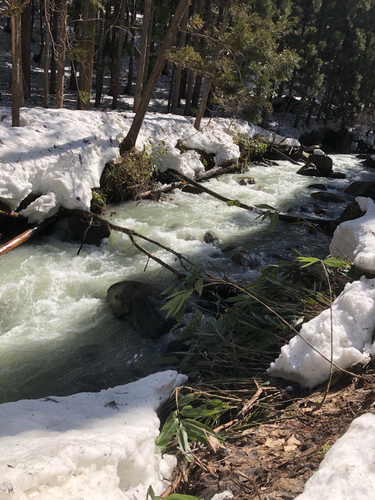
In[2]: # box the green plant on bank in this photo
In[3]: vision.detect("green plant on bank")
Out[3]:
[234,133,268,166]
[155,387,225,462]
[99,147,161,203]
[156,256,351,456]
[255,203,280,230]
[90,189,107,214]
[147,485,201,500]
[160,256,351,380]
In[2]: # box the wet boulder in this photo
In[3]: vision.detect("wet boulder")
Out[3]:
[204,231,221,246]
[344,181,375,200]
[338,201,365,224]
[306,153,333,173]
[106,280,175,340]
[68,214,110,246]
[296,163,321,177]
[310,191,345,203]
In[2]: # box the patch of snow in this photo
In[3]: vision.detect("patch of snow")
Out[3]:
[0,370,187,499]
[267,277,375,388]
[0,108,302,223]
[296,413,375,500]
[330,197,375,273]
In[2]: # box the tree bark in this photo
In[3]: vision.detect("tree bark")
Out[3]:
[94,7,105,107]
[12,2,23,127]
[49,3,58,94]
[120,0,191,153]
[21,0,32,98]
[124,0,136,95]
[111,0,126,109]
[43,0,50,107]
[143,0,154,88]
[77,0,96,109]
[55,0,68,108]
[171,5,188,113]
[194,6,228,130]
[133,0,152,112]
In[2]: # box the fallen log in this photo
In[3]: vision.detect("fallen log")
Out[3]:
[269,147,302,166]
[0,217,56,256]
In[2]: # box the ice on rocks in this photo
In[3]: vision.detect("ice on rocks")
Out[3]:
[296,413,375,500]
[330,196,375,273]
[267,277,375,388]
[0,370,187,500]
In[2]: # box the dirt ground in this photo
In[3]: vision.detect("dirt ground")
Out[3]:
[168,364,375,499]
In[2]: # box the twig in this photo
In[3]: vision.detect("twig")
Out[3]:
[77,214,93,255]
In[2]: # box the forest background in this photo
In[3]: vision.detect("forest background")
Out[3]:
[1,0,375,144]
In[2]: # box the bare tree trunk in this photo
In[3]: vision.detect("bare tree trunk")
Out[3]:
[120,0,191,153]
[43,0,50,107]
[171,5,188,113]
[49,3,58,94]
[55,0,67,108]
[21,1,32,98]
[124,0,136,95]
[194,6,228,130]
[94,7,105,107]
[143,0,154,87]
[12,3,23,126]
[133,0,152,112]
[111,0,126,109]
[77,0,96,109]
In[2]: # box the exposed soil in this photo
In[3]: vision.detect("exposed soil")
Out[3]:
[168,364,375,499]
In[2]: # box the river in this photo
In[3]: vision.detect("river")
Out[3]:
[0,154,373,403]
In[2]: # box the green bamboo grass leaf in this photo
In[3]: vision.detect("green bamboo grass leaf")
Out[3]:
[183,418,223,442]
[147,485,202,500]
[270,211,279,230]
[323,258,351,268]
[180,404,219,418]
[155,412,179,450]
[296,256,320,267]
[256,203,277,210]
[178,392,201,408]
[177,423,191,455]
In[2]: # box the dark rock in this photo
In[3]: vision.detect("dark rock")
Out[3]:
[236,177,255,186]
[228,248,263,268]
[326,171,346,179]
[204,231,221,246]
[310,191,345,203]
[106,280,175,340]
[306,154,333,173]
[68,214,110,246]
[307,184,327,191]
[345,181,375,199]
[338,201,365,224]
[300,128,354,153]
[296,163,321,177]
[313,206,328,215]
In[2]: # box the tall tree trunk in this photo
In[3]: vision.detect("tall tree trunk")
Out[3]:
[94,8,105,107]
[55,0,68,108]
[34,0,44,63]
[12,3,23,126]
[194,6,228,130]
[111,0,126,109]
[49,3,58,94]
[21,1,32,98]
[124,0,136,95]
[77,0,96,109]
[43,0,50,107]
[143,0,154,87]
[133,0,152,112]
[120,0,191,153]
[184,0,201,115]
[171,5,188,113]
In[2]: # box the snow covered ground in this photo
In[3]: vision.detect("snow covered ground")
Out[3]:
[0,107,299,223]
[0,370,187,499]
[296,413,375,500]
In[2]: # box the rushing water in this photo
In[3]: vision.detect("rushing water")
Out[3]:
[0,155,373,403]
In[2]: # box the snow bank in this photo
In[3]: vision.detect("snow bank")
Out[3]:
[267,277,375,388]
[0,370,187,500]
[0,108,300,223]
[330,197,375,273]
[296,413,375,500]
